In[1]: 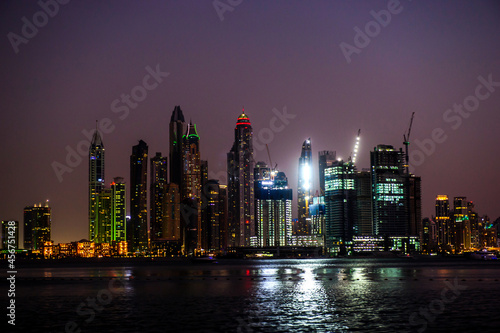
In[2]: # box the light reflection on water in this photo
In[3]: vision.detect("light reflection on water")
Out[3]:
[6,259,500,332]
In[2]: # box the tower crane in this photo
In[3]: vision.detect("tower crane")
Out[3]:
[403,112,415,174]
[265,144,277,177]
[349,129,361,165]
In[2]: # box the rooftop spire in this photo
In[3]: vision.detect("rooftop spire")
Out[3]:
[170,105,185,123]
[185,121,199,139]
[91,125,104,147]
[236,109,251,126]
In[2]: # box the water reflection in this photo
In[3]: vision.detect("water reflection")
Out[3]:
[243,262,350,332]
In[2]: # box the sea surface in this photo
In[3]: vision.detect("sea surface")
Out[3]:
[3,258,500,333]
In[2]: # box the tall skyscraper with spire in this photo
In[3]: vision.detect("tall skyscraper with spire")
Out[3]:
[129,140,148,252]
[89,127,105,242]
[227,110,255,247]
[297,138,312,235]
[182,122,202,252]
[169,106,185,186]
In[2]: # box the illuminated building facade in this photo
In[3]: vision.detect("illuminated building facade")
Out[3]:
[129,140,148,252]
[318,150,336,195]
[2,220,19,250]
[97,188,112,244]
[150,153,168,241]
[111,178,126,242]
[421,217,436,253]
[255,169,293,247]
[435,195,451,250]
[297,138,312,235]
[89,128,105,242]
[370,145,408,236]
[453,196,470,252]
[468,201,480,249]
[24,202,51,250]
[227,111,255,247]
[355,170,373,235]
[351,235,385,252]
[218,185,228,252]
[324,160,356,253]
[408,175,422,240]
[95,177,126,244]
[169,105,185,186]
[203,180,228,252]
[309,196,325,237]
[77,240,95,258]
[182,122,202,252]
[162,183,181,241]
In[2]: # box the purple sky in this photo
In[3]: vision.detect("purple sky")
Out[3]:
[1,0,499,243]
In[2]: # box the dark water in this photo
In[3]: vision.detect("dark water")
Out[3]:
[3,258,500,332]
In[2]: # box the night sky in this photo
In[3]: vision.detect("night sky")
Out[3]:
[1,0,499,243]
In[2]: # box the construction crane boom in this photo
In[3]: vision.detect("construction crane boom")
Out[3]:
[403,112,415,173]
[350,129,361,165]
[265,144,277,171]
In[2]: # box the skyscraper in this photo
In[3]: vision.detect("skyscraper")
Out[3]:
[150,153,168,241]
[227,110,255,247]
[297,139,312,235]
[408,175,422,239]
[24,202,51,250]
[255,169,293,247]
[169,106,185,186]
[97,188,112,244]
[204,179,227,252]
[89,128,105,242]
[130,140,148,252]
[111,177,126,242]
[324,160,356,253]
[435,195,451,251]
[355,170,373,235]
[453,196,469,253]
[163,183,181,241]
[318,150,336,195]
[218,184,228,252]
[371,145,408,236]
[182,122,202,200]
[468,201,480,249]
[200,159,209,249]
[309,196,325,237]
[181,122,202,252]
[95,178,126,244]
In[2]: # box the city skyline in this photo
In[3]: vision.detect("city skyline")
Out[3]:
[1,1,500,243]
[2,107,498,244]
